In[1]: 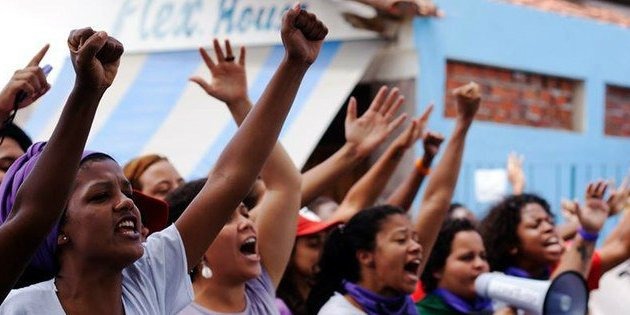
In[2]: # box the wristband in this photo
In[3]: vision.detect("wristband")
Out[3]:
[415,159,431,176]
[578,228,599,242]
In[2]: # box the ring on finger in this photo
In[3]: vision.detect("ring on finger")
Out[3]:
[225,55,235,62]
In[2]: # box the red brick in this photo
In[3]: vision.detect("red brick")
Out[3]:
[605,85,630,137]
[444,60,580,130]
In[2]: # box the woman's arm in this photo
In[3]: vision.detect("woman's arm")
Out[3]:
[191,39,301,287]
[0,29,122,300]
[553,181,609,278]
[329,109,419,223]
[301,87,408,207]
[175,6,328,270]
[386,130,443,211]
[415,82,480,273]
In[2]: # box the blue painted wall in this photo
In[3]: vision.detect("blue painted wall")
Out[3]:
[413,0,630,240]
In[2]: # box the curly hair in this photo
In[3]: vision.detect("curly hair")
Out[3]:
[479,193,551,272]
[306,205,406,315]
[421,218,478,293]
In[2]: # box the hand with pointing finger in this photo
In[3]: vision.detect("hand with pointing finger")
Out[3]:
[0,45,51,120]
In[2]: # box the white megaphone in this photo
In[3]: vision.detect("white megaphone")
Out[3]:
[475,271,587,315]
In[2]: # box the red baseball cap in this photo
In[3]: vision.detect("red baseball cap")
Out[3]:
[132,189,169,235]
[297,209,339,237]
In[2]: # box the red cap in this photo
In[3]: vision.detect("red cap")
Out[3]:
[132,189,169,235]
[297,212,339,237]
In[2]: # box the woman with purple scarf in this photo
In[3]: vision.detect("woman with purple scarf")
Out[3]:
[417,219,495,315]
[0,43,69,303]
[306,83,482,315]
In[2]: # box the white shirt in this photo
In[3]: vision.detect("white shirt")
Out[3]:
[318,292,365,315]
[0,224,193,315]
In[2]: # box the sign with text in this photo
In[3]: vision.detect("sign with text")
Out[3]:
[110,0,378,52]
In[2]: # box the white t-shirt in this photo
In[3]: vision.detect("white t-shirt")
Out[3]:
[0,224,193,315]
[318,292,365,315]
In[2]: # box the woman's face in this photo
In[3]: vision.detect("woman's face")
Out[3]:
[138,159,184,200]
[515,203,564,268]
[204,205,260,283]
[436,230,489,301]
[61,159,143,268]
[293,232,326,281]
[0,137,24,183]
[366,214,423,295]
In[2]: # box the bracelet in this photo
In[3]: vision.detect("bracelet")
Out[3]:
[578,228,599,242]
[415,159,431,176]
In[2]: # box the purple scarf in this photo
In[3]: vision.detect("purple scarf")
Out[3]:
[433,288,492,314]
[0,142,111,283]
[342,280,418,315]
[505,266,550,280]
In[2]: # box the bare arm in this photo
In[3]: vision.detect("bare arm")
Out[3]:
[329,111,417,223]
[301,87,406,207]
[0,30,122,300]
[415,82,480,273]
[387,130,443,211]
[553,181,609,278]
[599,180,630,273]
[191,39,301,287]
[175,6,328,270]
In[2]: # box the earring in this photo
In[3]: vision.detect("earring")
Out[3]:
[201,261,213,279]
[61,235,68,241]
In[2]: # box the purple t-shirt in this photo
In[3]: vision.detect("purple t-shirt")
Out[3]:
[178,268,278,315]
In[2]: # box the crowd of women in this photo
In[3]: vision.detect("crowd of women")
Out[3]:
[0,5,628,315]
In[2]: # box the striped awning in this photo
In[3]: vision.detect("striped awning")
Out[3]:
[21,40,383,179]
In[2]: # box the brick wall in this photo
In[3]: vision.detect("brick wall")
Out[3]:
[444,60,581,130]
[605,85,630,137]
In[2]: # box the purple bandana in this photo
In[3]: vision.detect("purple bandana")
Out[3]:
[0,142,112,284]
[342,280,418,315]
[505,266,550,280]
[433,288,493,313]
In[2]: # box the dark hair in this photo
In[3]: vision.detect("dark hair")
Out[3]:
[447,202,466,216]
[277,246,307,315]
[306,205,406,314]
[479,193,551,272]
[164,178,207,225]
[421,219,478,292]
[0,122,32,152]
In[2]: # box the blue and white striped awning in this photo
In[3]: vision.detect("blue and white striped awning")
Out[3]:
[20,40,382,179]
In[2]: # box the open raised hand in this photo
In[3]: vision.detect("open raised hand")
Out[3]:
[345,86,407,156]
[607,177,630,216]
[281,4,328,65]
[0,45,51,114]
[190,39,248,106]
[452,82,481,121]
[68,28,123,90]
[507,152,525,194]
[576,180,611,234]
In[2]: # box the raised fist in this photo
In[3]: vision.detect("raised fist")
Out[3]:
[452,82,481,121]
[68,27,124,90]
[423,131,444,158]
[281,4,329,65]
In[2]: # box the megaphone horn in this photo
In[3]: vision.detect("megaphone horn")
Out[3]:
[475,271,588,315]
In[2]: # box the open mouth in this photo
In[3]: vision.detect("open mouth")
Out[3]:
[115,216,139,237]
[403,258,422,275]
[239,236,257,256]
